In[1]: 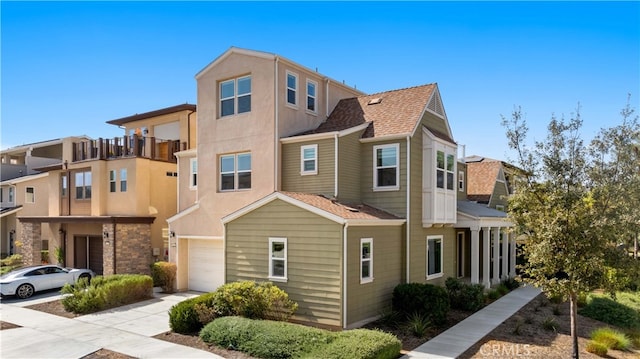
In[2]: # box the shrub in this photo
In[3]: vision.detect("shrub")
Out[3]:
[500,277,520,290]
[200,316,401,359]
[61,274,153,314]
[586,341,608,356]
[40,250,49,263]
[487,289,501,300]
[168,281,298,334]
[495,283,509,296]
[590,327,631,350]
[1,254,23,267]
[445,277,485,312]
[552,305,562,316]
[150,261,177,293]
[392,283,449,326]
[377,308,403,328]
[542,317,558,332]
[407,312,430,337]
[579,292,640,330]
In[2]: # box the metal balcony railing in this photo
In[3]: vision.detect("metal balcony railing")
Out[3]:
[72,136,184,163]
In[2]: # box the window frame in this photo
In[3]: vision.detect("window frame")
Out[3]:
[286,71,298,108]
[219,152,252,192]
[8,187,14,203]
[426,235,444,279]
[109,170,117,193]
[25,187,35,203]
[189,157,198,189]
[360,238,373,284]
[75,171,92,200]
[268,237,287,282]
[300,144,318,175]
[120,169,127,192]
[219,75,252,118]
[458,170,465,192]
[373,143,400,191]
[306,79,317,114]
[61,174,68,197]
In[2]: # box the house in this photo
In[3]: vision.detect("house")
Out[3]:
[16,104,196,276]
[464,155,524,211]
[168,47,518,330]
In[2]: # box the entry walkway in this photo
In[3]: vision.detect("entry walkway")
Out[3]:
[402,285,541,359]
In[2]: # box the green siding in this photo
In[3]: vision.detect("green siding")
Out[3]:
[489,181,509,209]
[281,138,335,196]
[421,111,450,139]
[337,129,365,203]
[225,199,343,327]
[346,225,404,326]
[360,140,407,217]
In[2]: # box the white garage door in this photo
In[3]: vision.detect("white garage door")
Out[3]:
[188,239,224,292]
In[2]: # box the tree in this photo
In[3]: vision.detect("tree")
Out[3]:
[502,101,639,359]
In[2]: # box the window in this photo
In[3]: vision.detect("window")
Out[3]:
[286,72,297,106]
[300,144,317,175]
[306,80,317,113]
[220,153,251,191]
[437,151,455,190]
[75,171,92,199]
[61,174,67,197]
[427,235,443,279]
[220,75,251,117]
[269,237,287,281]
[0,188,3,202]
[9,187,14,203]
[436,151,445,189]
[374,144,399,190]
[458,171,465,192]
[447,154,455,190]
[360,238,373,283]
[109,170,116,193]
[25,187,35,203]
[120,169,127,192]
[190,158,198,188]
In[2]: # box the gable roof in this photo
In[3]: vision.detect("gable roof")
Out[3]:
[106,104,196,126]
[466,159,502,199]
[308,84,438,139]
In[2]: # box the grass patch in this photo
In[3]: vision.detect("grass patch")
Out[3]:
[579,291,640,330]
[590,327,631,350]
[586,341,608,356]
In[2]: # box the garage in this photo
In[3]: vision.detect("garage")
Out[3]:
[188,238,225,292]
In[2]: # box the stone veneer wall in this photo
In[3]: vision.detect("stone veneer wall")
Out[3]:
[114,223,152,275]
[19,222,42,265]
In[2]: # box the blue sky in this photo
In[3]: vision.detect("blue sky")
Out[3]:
[2,1,639,161]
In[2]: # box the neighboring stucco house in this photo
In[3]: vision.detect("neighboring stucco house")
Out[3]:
[169,47,517,329]
[16,104,196,276]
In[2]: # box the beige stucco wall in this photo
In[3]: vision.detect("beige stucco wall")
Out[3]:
[118,109,197,151]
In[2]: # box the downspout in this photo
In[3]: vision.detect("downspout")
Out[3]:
[334,133,338,198]
[342,222,348,329]
[406,136,411,282]
[112,223,117,274]
[274,57,280,191]
[187,109,195,150]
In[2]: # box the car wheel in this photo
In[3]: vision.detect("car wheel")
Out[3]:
[16,284,34,299]
[78,273,91,285]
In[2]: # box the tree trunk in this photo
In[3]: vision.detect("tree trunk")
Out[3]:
[570,293,579,359]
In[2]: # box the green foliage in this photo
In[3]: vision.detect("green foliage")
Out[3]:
[579,291,640,330]
[487,289,501,300]
[0,254,23,268]
[40,250,49,263]
[500,277,521,290]
[377,308,403,329]
[590,327,631,350]
[54,247,64,266]
[199,316,401,359]
[586,341,608,356]
[552,305,562,316]
[406,312,430,337]
[150,261,177,293]
[168,281,298,334]
[445,277,485,312]
[61,274,153,314]
[495,283,509,296]
[392,283,449,326]
[542,317,558,332]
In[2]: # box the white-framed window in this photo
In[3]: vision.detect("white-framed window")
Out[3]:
[373,143,400,190]
[61,174,67,197]
[75,171,92,199]
[306,79,317,113]
[120,169,127,192]
[109,170,117,193]
[220,75,251,117]
[25,187,35,203]
[286,71,298,107]
[427,235,443,279]
[360,238,373,284]
[8,187,14,203]
[220,152,251,191]
[458,170,465,192]
[436,151,456,190]
[269,237,287,281]
[447,154,455,190]
[300,144,318,175]
[190,158,198,189]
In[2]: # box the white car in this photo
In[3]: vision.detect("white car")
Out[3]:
[0,265,95,299]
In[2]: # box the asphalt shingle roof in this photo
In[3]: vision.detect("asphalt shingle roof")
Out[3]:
[280,191,402,220]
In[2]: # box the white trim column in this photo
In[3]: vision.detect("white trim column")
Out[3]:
[483,227,491,288]
[471,227,480,284]
[509,232,517,277]
[492,227,500,285]
[501,228,509,280]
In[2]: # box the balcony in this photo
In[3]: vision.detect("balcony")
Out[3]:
[72,136,185,163]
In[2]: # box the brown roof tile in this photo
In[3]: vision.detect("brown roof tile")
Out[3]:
[280,191,402,220]
[309,84,436,139]
[466,161,501,197]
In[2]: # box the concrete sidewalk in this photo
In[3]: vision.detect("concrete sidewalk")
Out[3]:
[402,285,541,359]
[0,291,223,359]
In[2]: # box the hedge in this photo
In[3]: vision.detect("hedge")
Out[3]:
[392,282,450,325]
[61,274,153,314]
[445,277,485,312]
